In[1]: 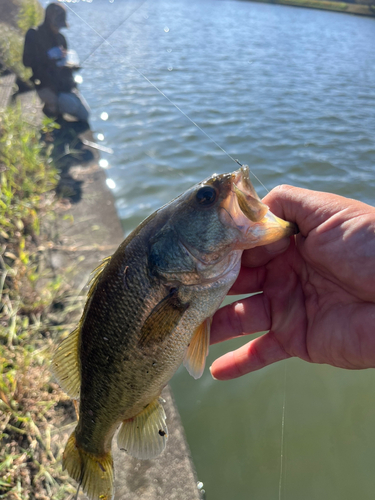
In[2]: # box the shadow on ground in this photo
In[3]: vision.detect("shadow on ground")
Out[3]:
[8,81,98,204]
[42,117,97,203]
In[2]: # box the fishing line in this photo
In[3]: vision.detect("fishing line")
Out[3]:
[278,233,298,499]
[235,159,270,194]
[65,0,148,66]
[278,362,287,500]
[63,2,270,193]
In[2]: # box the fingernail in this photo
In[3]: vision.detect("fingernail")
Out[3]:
[209,365,218,380]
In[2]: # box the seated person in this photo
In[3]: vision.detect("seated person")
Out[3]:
[23,2,90,123]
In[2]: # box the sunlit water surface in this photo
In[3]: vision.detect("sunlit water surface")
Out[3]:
[49,0,375,498]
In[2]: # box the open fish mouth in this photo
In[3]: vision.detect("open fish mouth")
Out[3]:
[231,165,269,223]
[221,165,298,246]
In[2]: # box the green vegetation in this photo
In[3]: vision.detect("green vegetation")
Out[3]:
[278,0,348,10]
[240,0,375,15]
[0,23,30,81]
[17,0,44,35]
[0,107,57,244]
[0,0,43,81]
[0,106,79,499]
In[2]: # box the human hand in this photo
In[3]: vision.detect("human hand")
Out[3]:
[47,46,64,60]
[210,185,375,380]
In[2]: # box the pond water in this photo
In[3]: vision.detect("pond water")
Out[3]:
[46,0,375,498]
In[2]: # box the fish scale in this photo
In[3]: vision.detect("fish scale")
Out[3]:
[52,165,297,500]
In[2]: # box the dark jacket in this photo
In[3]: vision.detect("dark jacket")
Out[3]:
[23,23,75,93]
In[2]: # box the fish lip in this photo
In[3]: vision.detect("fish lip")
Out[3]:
[219,165,265,235]
[233,164,250,185]
[231,164,253,192]
[220,165,298,243]
[200,166,247,190]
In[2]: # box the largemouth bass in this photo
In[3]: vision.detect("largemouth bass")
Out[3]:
[52,165,297,500]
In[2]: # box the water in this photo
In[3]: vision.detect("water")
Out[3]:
[52,0,375,498]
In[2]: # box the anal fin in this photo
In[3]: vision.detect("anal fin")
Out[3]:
[52,326,80,399]
[117,398,168,460]
[183,318,211,379]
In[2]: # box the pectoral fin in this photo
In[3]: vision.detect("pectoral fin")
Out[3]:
[183,318,211,379]
[138,288,189,347]
[117,398,168,459]
[52,326,80,399]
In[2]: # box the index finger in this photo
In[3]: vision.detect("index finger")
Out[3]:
[210,293,270,345]
[228,265,265,295]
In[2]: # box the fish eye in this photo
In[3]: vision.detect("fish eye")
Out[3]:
[196,186,217,206]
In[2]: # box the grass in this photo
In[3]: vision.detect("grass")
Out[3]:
[240,0,375,15]
[17,0,44,35]
[0,106,82,500]
[0,0,43,81]
[277,0,349,9]
[0,22,31,81]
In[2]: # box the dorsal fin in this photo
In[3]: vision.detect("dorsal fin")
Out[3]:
[52,326,81,399]
[86,255,112,299]
[52,256,112,399]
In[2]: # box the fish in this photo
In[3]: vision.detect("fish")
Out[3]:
[52,165,297,500]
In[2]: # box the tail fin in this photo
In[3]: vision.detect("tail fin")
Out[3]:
[63,431,114,500]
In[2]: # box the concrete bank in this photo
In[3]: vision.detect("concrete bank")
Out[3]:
[0,73,16,112]
[239,0,375,16]
[11,86,202,500]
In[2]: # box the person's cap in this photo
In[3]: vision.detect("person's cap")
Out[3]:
[45,3,68,29]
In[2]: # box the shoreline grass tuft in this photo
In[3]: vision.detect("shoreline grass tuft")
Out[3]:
[0,106,81,500]
[0,0,43,81]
